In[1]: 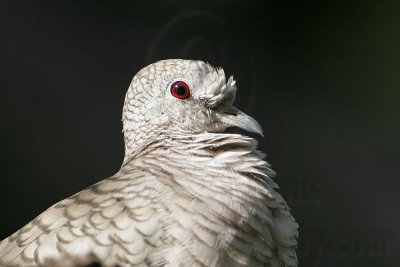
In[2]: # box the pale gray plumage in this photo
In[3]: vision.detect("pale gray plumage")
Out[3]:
[0,59,298,267]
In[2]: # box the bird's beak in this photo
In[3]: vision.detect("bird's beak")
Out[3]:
[217,106,264,136]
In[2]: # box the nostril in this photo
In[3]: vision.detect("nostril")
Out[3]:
[223,111,237,116]
[219,106,239,116]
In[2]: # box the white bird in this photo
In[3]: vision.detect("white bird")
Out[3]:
[0,59,298,267]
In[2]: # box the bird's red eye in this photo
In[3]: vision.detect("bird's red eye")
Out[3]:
[170,81,190,99]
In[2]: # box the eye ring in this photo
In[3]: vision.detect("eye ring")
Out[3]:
[170,81,190,99]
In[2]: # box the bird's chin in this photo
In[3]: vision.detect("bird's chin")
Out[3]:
[211,124,230,134]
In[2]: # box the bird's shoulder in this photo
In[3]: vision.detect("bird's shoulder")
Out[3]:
[0,167,164,266]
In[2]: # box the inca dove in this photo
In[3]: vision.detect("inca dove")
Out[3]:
[0,59,298,267]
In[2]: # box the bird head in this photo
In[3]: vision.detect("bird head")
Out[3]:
[122,59,262,159]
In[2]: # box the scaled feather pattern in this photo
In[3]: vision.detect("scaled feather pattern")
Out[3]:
[0,59,298,267]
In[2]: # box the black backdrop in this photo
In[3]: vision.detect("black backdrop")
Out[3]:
[0,1,399,266]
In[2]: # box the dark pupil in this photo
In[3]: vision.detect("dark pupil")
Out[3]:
[175,85,187,96]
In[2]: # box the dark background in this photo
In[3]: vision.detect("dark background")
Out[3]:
[0,1,399,266]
